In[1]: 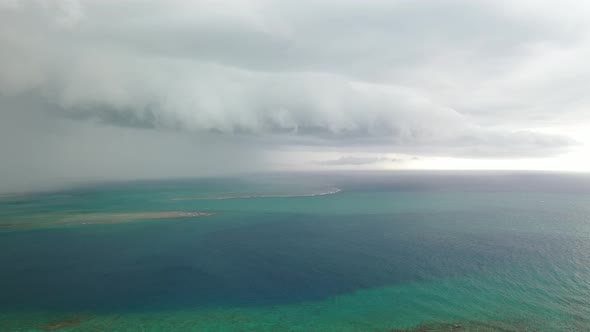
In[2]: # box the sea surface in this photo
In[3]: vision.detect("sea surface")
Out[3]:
[1,171,590,331]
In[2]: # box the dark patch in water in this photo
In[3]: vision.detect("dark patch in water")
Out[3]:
[39,317,83,331]
[392,320,539,332]
[391,322,465,332]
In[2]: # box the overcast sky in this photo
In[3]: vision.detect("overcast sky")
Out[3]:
[1,0,590,192]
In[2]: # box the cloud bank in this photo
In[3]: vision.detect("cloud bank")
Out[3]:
[1,0,589,191]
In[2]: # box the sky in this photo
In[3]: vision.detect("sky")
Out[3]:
[1,0,590,192]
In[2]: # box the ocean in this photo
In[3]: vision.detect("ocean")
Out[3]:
[1,172,590,331]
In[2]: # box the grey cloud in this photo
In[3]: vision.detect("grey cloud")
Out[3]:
[0,93,268,193]
[0,0,588,191]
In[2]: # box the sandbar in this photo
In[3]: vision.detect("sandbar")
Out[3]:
[171,188,342,201]
[0,211,213,230]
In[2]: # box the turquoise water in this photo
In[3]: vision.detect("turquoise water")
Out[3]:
[1,172,590,331]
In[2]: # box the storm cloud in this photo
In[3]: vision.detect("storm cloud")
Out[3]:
[1,0,589,191]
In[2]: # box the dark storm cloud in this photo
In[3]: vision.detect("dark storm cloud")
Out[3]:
[0,0,588,191]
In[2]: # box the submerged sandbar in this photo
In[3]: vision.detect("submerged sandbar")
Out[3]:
[171,188,342,201]
[0,211,213,230]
